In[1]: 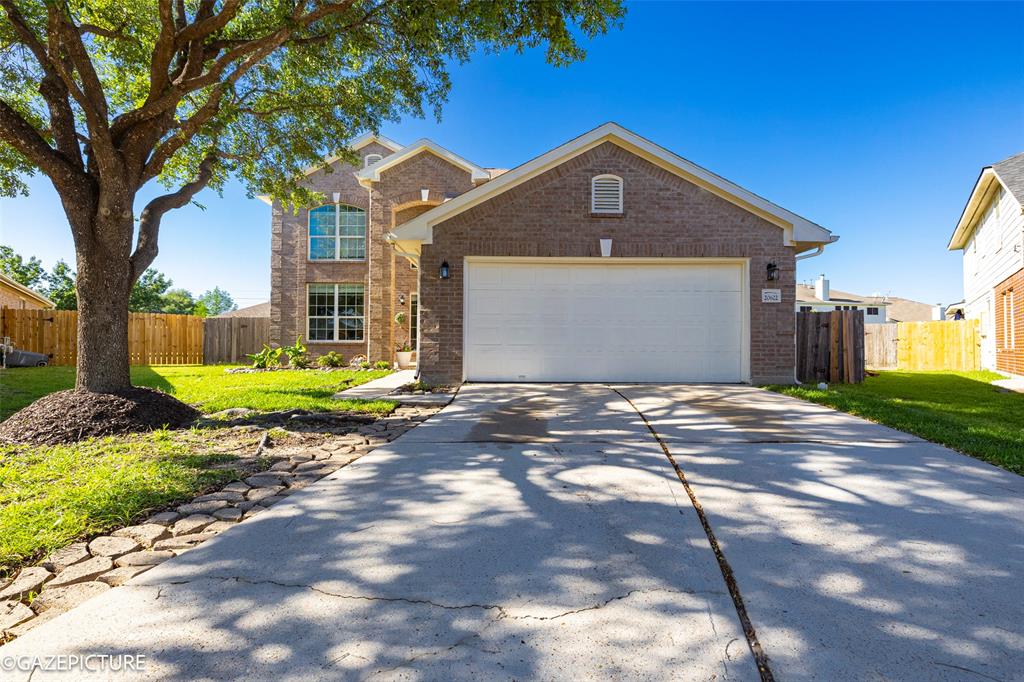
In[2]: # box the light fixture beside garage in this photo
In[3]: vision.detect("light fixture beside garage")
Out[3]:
[439,260,450,279]
[766,261,780,281]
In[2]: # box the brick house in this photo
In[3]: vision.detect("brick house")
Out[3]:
[948,151,1024,376]
[267,123,838,384]
[0,273,54,310]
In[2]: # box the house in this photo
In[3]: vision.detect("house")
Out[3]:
[216,302,270,318]
[886,297,942,323]
[947,151,1024,376]
[795,275,888,323]
[261,122,838,384]
[0,272,54,310]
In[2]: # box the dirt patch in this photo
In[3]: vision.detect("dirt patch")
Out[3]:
[0,388,200,446]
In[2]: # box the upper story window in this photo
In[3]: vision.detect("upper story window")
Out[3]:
[364,153,383,168]
[591,174,623,213]
[309,204,366,260]
[866,307,879,316]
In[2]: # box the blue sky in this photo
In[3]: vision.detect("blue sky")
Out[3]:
[1,1,1021,307]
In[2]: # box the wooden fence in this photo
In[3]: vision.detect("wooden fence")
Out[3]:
[896,319,980,371]
[796,311,865,384]
[863,320,980,371]
[1,308,204,365]
[865,323,898,369]
[203,316,271,364]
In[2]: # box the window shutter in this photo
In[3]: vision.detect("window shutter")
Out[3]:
[591,175,623,213]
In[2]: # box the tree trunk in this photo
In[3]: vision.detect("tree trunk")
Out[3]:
[74,214,134,393]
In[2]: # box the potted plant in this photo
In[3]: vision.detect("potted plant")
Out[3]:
[394,311,413,367]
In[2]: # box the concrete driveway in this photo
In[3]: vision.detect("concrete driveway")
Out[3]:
[3,384,1022,681]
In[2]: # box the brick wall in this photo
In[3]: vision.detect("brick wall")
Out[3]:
[270,142,394,359]
[369,153,474,359]
[995,267,1024,376]
[0,285,50,310]
[419,141,798,385]
[270,142,475,364]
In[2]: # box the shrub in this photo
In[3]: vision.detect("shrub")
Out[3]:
[359,361,372,369]
[317,351,345,368]
[281,336,307,368]
[374,360,390,370]
[290,354,312,369]
[248,344,283,369]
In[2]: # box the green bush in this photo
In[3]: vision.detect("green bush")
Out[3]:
[359,361,372,370]
[374,360,391,370]
[290,354,312,369]
[281,336,308,368]
[248,344,283,369]
[317,351,345,368]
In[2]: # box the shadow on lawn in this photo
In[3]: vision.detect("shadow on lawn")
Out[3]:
[7,384,1023,680]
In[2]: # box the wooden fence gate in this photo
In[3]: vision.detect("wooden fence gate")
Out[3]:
[202,316,270,364]
[796,310,865,384]
[864,323,898,369]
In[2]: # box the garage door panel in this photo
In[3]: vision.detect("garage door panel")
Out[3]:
[465,261,746,382]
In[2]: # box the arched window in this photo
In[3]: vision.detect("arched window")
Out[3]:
[591,174,623,214]
[364,153,383,168]
[309,204,366,260]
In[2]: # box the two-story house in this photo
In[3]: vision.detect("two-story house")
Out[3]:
[948,151,1024,376]
[266,123,838,384]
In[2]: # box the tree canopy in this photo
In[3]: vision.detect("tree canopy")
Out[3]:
[0,244,45,288]
[0,0,623,393]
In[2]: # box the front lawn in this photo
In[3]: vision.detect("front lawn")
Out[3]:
[770,370,1024,475]
[0,428,252,575]
[0,365,396,420]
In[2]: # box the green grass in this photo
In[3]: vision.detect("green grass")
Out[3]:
[770,370,1024,475]
[0,365,396,419]
[0,429,244,575]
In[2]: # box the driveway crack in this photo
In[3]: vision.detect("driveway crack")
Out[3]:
[609,386,776,682]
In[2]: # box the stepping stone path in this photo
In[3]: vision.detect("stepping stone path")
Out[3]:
[0,404,439,642]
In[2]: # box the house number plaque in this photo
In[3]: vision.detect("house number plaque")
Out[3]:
[761,289,782,304]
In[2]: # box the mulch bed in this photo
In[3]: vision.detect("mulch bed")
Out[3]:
[0,388,199,446]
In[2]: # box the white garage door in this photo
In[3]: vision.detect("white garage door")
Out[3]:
[464,260,746,382]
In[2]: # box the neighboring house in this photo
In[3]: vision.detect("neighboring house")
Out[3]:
[0,273,54,310]
[948,151,1024,376]
[886,297,942,323]
[795,275,888,323]
[216,302,270,318]
[266,123,837,383]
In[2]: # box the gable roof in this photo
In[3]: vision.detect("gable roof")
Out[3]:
[389,123,836,252]
[355,139,490,186]
[257,132,404,204]
[215,301,270,318]
[948,151,1024,250]
[0,272,54,308]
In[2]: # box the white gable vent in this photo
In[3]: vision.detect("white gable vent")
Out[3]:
[591,174,623,213]
[364,153,383,168]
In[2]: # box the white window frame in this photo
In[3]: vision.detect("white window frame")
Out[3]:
[410,293,419,350]
[364,153,383,168]
[308,204,366,261]
[591,174,623,214]
[307,283,365,342]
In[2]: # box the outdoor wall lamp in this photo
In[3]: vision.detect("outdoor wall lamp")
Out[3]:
[766,262,780,281]
[399,294,406,305]
[439,260,450,280]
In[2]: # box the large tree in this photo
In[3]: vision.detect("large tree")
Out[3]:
[0,0,623,395]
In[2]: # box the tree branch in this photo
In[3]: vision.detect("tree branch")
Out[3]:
[130,153,218,281]
[0,98,84,189]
